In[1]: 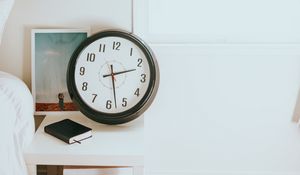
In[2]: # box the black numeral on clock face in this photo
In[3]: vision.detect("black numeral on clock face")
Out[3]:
[113,41,121,50]
[79,67,85,75]
[134,88,140,97]
[87,53,95,62]
[82,82,88,91]
[130,48,133,56]
[99,44,106,52]
[92,94,97,103]
[137,58,143,67]
[140,74,146,83]
[106,100,112,109]
[122,98,127,107]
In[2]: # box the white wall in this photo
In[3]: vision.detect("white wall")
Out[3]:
[2,0,300,175]
[135,0,300,174]
[0,0,132,87]
[135,0,300,44]
[145,46,300,175]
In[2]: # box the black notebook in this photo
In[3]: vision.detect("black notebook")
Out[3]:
[44,119,92,144]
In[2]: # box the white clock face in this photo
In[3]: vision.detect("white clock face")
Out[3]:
[74,36,151,114]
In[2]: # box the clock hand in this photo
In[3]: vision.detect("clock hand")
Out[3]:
[103,69,136,78]
[110,64,117,109]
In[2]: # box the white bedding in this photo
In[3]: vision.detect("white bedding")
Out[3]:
[0,1,34,174]
[0,72,34,175]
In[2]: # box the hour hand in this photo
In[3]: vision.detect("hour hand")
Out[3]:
[103,68,136,78]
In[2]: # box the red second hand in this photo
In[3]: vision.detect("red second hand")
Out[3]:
[110,65,116,82]
[111,73,116,81]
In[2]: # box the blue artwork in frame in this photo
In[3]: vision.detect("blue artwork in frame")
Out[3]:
[31,29,89,113]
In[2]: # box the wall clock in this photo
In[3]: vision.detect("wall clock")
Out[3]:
[67,30,159,124]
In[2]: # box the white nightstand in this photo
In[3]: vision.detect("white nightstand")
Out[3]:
[24,112,144,175]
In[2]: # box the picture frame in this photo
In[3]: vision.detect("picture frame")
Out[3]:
[31,29,90,114]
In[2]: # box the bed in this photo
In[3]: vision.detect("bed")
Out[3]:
[0,0,35,174]
[0,72,35,175]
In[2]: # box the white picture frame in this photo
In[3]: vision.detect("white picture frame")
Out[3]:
[31,29,90,114]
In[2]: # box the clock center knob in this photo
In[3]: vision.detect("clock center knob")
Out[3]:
[98,61,126,89]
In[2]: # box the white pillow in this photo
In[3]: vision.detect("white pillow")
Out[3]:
[0,71,34,175]
[0,0,14,44]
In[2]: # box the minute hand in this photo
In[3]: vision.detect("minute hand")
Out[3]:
[103,69,136,78]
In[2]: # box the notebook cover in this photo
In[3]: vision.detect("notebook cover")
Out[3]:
[44,119,92,144]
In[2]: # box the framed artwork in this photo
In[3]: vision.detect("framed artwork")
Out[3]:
[31,29,90,114]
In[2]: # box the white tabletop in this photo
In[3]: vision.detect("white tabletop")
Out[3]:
[24,112,144,167]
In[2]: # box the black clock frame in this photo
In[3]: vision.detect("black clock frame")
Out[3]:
[67,30,159,125]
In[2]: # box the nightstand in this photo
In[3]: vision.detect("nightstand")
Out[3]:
[24,112,144,175]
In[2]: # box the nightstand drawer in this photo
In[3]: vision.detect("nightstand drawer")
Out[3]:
[63,166,133,175]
